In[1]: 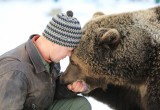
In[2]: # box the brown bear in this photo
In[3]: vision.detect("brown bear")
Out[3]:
[60,6,160,110]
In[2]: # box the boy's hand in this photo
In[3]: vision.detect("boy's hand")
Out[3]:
[67,81,88,93]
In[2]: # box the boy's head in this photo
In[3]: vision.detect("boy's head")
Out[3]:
[42,10,82,49]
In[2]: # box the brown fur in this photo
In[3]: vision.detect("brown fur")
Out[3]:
[60,6,160,110]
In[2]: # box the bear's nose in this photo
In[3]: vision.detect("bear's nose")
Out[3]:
[59,75,69,85]
[59,75,75,86]
[59,75,65,84]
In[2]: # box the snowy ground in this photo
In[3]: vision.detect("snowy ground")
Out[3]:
[0,0,159,110]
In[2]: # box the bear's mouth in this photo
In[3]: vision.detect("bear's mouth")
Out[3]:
[59,76,91,93]
[78,80,90,93]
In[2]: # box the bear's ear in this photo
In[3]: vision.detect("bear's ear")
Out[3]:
[92,12,104,19]
[99,28,120,49]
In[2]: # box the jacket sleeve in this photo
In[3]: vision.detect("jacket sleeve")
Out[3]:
[50,62,77,99]
[54,77,77,99]
[0,71,28,110]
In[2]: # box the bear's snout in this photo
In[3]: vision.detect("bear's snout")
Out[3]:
[59,75,70,85]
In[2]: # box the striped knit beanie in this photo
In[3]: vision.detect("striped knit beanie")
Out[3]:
[42,10,82,48]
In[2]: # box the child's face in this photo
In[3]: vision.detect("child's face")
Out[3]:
[49,43,73,63]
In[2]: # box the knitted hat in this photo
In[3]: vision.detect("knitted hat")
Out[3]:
[42,10,82,48]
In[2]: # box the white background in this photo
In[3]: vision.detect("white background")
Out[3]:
[0,0,159,110]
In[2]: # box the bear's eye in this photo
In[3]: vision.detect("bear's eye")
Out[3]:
[70,59,77,65]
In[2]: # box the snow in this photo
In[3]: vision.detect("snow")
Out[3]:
[0,0,159,110]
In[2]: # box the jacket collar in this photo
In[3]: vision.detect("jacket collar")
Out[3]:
[26,34,47,74]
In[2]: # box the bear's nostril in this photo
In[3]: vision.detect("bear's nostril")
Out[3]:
[59,76,65,84]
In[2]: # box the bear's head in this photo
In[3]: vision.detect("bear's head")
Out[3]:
[60,6,160,93]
